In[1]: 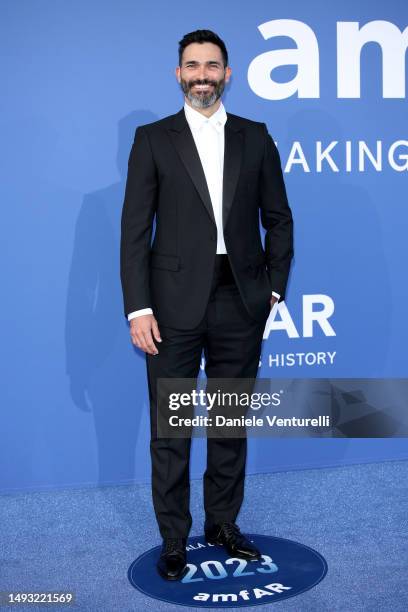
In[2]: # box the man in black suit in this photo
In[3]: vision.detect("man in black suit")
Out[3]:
[120,29,293,580]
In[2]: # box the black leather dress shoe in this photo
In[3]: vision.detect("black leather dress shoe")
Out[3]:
[157,537,188,580]
[205,522,261,560]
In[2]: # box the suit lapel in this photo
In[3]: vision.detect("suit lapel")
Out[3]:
[167,109,215,226]
[167,108,243,230]
[222,117,243,231]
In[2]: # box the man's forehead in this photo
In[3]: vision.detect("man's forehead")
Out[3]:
[182,42,223,62]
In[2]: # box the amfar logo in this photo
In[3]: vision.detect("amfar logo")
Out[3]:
[248,19,408,99]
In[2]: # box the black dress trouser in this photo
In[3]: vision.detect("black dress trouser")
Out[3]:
[146,255,269,539]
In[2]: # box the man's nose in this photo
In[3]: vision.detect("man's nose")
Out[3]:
[197,65,209,81]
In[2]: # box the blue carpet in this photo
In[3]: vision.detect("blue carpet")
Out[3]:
[0,460,407,611]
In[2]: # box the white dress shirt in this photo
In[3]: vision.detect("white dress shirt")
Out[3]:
[127,101,280,321]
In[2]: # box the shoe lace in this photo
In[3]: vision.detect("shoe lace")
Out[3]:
[218,521,241,542]
[164,538,184,555]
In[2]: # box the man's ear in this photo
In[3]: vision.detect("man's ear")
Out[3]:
[175,66,181,83]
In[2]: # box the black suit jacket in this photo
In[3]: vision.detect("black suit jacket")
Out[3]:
[120,107,294,329]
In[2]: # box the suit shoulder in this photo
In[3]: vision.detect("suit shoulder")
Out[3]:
[226,112,265,131]
[136,112,178,133]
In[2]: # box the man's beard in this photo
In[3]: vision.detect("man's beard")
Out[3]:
[180,77,225,109]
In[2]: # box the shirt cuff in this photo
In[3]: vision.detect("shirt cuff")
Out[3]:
[127,308,153,321]
[271,291,281,300]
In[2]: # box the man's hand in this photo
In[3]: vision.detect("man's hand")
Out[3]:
[130,314,162,355]
[270,295,279,309]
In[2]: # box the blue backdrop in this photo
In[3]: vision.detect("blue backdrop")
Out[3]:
[1,0,407,493]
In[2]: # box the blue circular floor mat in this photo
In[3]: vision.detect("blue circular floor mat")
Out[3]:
[128,533,328,607]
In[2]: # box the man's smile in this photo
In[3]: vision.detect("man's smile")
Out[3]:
[192,83,214,91]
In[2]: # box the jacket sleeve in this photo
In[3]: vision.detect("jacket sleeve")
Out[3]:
[259,123,294,301]
[120,126,157,318]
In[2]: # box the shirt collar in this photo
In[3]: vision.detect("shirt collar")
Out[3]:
[184,100,227,133]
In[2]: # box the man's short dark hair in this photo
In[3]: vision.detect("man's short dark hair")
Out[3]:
[178,29,228,68]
